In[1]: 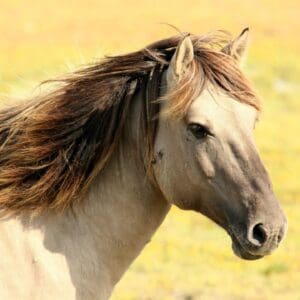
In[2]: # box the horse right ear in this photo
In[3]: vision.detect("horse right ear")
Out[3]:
[221,28,249,64]
[168,35,194,83]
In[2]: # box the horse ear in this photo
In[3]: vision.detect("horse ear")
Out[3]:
[222,28,249,64]
[169,35,194,81]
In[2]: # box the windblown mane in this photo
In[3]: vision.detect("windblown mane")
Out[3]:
[0,32,260,215]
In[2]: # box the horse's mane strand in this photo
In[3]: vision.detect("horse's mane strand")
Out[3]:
[0,32,260,215]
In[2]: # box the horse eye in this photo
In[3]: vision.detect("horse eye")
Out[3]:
[187,123,210,139]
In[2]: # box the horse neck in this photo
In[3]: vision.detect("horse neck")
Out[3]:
[83,124,170,284]
[23,90,170,297]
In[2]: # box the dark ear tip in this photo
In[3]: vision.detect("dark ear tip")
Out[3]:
[181,33,192,42]
[241,27,250,35]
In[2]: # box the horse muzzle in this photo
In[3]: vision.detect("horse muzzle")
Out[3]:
[229,219,287,260]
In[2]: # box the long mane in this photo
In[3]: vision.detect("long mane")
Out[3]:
[0,32,260,215]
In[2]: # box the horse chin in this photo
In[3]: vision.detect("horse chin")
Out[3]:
[230,234,264,261]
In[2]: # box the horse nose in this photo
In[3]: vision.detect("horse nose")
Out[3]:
[247,223,285,248]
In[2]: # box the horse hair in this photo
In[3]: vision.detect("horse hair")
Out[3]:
[0,31,260,215]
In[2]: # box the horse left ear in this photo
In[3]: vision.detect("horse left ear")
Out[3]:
[169,35,194,81]
[222,28,249,64]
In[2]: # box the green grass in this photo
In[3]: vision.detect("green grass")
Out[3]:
[1,1,300,299]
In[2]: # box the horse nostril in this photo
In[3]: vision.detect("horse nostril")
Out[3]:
[251,223,268,246]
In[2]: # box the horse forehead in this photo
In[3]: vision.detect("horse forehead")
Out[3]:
[187,88,257,127]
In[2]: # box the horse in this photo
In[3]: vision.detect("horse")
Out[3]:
[0,28,287,299]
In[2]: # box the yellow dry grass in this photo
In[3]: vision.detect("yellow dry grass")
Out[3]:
[0,1,299,299]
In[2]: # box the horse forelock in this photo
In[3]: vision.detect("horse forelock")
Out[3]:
[0,31,260,215]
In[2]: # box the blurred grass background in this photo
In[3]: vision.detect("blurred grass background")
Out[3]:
[0,1,299,299]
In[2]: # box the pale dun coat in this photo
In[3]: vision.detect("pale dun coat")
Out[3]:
[0,29,287,299]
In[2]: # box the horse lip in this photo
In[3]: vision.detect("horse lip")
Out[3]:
[230,232,264,260]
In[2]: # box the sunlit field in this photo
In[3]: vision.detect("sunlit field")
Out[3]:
[1,1,300,299]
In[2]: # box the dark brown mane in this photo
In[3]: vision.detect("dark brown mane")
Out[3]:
[0,32,260,215]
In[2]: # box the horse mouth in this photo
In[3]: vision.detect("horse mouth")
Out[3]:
[230,234,264,260]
